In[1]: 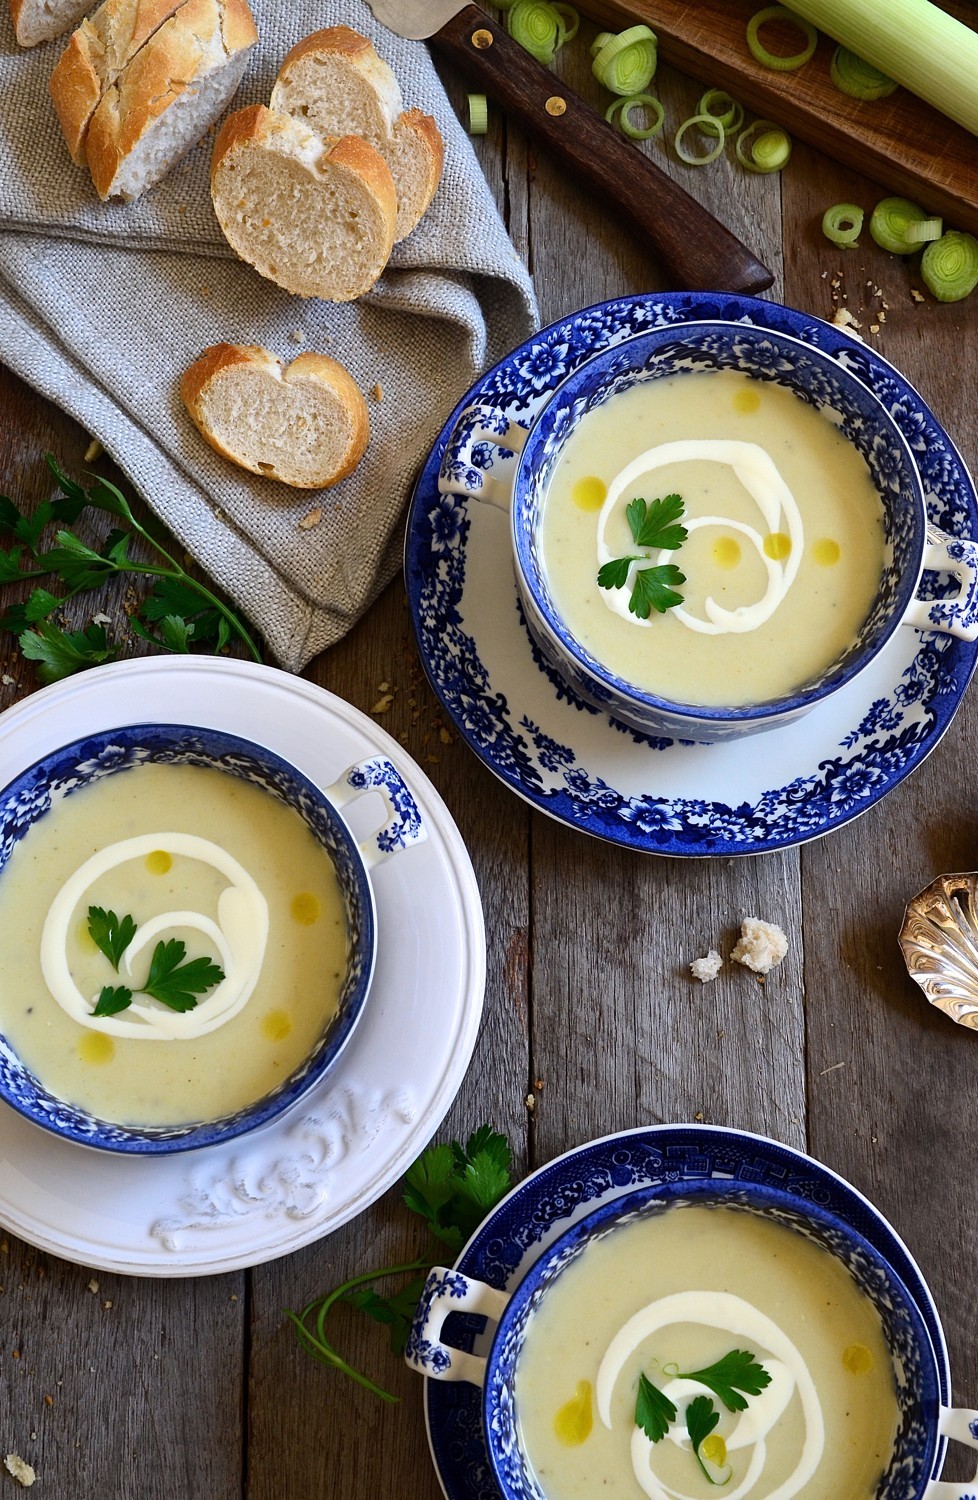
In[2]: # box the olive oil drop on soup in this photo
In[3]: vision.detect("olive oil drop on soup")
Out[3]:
[0,762,349,1127]
[540,370,887,707]
[514,1205,900,1500]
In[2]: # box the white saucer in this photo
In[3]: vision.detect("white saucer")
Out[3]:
[0,658,485,1277]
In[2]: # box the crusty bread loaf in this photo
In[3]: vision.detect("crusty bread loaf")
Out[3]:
[180,343,370,488]
[50,0,185,165]
[84,0,257,200]
[270,26,443,243]
[10,0,91,47]
[210,104,397,301]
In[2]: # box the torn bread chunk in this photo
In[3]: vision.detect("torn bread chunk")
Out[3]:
[50,0,186,165]
[180,343,369,488]
[690,949,723,983]
[730,918,788,975]
[210,105,396,301]
[84,0,257,201]
[10,0,91,47]
[270,25,443,242]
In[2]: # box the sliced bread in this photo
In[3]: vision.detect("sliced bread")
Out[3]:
[210,104,397,302]
[10,0,92,48]
[270,26,443,243]
[84,0,257,201]
[50,0,185,166]
[180,343,370,489]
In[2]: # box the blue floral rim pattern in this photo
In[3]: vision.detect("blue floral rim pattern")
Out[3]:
[0,724,376,1156]
[404,292,978,855]
[423,1124,950,1500]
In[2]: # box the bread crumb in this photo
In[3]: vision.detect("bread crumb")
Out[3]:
[4,1455,35,1487]
[87,1278,99,1294]
[525,1093,535,1110]
[91,612,112,627]
[1,674,15,687]
[730,918,788,975]
[910,288,925,303]
[831,307,864,341]
[83,438,103,462]
[690,949,723,983]
[297,507,322,531]
[370,692,394,714]
[288,329,305,345]
[372,382,383,401]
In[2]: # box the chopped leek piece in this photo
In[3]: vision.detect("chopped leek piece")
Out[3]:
[774,0,978,138]
[592,25,658,95]
[736,121,792,172]
[552,3,579,43]
[829,46,898,99]
[674,114,725,165]
[697,88,745,134]
[822,202,864,247]
[506,0,565,64]
[869,196,933,254]
[590,30,614,57]
[607,93,666,139]
[921,231,978,302]
[903,217,943,244]
[467,93,488,135]
[746,6,817,70]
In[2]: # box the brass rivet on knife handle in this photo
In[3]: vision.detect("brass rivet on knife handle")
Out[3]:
[546,96,567,116]
[429,3,773,294]
[471,27,493,48]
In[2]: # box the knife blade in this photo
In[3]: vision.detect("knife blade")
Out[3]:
[366,0,774,295]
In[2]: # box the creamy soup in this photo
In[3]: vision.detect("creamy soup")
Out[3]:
[540,371,887,707]
[514,1205,900,1500]
[0,762,350,1126]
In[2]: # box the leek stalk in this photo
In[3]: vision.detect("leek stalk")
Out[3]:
[783,0,978,136]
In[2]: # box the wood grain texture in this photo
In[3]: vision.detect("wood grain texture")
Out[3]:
[582,0,978,234]
[1,14,978,1499]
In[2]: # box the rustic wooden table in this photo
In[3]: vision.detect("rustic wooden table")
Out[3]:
[1,22,977,1500]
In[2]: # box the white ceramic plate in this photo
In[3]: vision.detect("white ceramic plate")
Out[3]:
[0,658,485,1277]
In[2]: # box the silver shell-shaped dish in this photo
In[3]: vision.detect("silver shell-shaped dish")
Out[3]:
[899,873,978,1030]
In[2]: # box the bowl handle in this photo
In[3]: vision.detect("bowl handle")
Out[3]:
[904,523,978,641]
[925,1406,978,1497]
[324,757,427,869]
[404,1265,509,1388]
[437,401,530,512]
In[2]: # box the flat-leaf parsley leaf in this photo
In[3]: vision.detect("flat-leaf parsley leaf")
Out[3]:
[87,906,137,971]
[686,1395,730,1486]
[635,1372,678,1444]
[676,1349,772,1412]
[597,492,688,618]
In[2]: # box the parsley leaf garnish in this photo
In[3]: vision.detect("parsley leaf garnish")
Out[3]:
[686,1395,728,1485]
[677,1349,772,1411]
[626,493,687,551]
[288,1127,514,1402]
[141,939,225,1013]
[0,455,262,683]
[91,984,134,1017]
[635,1372,678,1443]
[597,492,688,618]
[87,906,137,971]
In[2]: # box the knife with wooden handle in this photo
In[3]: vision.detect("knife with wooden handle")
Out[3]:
[365,0,774,295]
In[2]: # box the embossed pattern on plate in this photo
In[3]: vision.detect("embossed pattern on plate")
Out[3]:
[0,658,485,1277]
[404,292,978,855]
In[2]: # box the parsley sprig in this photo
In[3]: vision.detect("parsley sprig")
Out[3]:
[86,905,225,1016]
[0,456,261,683]
[635,1348,770,1486]
[597,493,688,619]
[288,1127,513,1402]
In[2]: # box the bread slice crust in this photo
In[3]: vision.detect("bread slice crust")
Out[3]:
[210,103,397,301]
[180,342,370,488]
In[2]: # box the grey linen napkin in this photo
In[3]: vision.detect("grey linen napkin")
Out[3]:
[0,0,538,670]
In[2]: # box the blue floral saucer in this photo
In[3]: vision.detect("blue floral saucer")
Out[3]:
[404,293,978,856]
[422,1124,951,1500]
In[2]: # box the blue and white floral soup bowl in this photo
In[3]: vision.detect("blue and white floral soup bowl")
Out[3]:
[437,303,978,743]
[406,1178,978,1500]
[0,724,427,1155]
